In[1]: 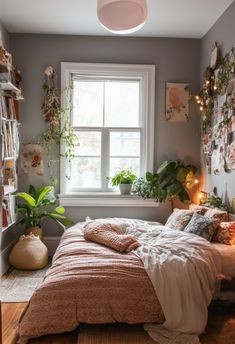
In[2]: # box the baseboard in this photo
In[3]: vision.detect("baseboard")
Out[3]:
[0,242,14,276]
[43,236,61,256]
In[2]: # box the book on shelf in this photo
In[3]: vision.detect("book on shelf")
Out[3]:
[0,94,19,121]
[1,120,19,158]
[2,159,17,190]
[2,194,16,229]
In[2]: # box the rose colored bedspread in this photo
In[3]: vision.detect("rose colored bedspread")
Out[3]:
[17,224,164,343]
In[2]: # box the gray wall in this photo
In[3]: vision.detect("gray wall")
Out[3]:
[9,34,201,235]
[200,1,235,202]
[0,21,10,51]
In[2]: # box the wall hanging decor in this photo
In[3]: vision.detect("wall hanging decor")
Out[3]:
[196,45,235,174]
[166,83,190,122]
[19,143,44,176]
[41,66,79,184]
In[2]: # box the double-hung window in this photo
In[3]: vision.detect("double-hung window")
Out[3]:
[60,63,155,200]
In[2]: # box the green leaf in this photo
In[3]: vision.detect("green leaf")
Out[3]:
[37,186,54,204]
[178,189,190,203]
[55,206,65,214]
[29,185,37,199]
[16,192,36,208]
[145,172,153,182]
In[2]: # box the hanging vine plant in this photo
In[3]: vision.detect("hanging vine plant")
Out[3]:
[41,66,79,184]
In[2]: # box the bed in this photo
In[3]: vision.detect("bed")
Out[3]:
[17,217,235,344]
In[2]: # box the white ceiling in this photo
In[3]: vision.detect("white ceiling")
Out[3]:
[0,0,233,39]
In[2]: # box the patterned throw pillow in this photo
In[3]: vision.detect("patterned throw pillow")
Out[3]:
[165,208,194,231]
[189,203,208,215]
[184,213,219,241]
[204,208,228,222]
[213,222,235,245]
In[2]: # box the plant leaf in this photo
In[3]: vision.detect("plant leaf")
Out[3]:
[37,186,54,204]
[55,206,65,214]
[29,185,37,199]
[16,192,36,207]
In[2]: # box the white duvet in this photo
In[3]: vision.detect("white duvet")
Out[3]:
[125,223,224,344]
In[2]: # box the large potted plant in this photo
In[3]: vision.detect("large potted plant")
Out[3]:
[133,160,197,207]
[16,185,74,239]
[109,169,137,195]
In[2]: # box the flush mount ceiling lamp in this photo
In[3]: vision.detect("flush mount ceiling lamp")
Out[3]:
[97,0,148,35]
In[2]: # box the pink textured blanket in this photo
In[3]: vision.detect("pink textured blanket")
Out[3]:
[84,220,140,252]
[17,223,163,343]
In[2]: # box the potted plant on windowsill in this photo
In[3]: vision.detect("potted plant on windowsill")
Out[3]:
[16,185,74,239]
[133,160,197,209]
[108,169,137,195]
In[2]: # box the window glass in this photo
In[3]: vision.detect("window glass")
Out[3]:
[72,80,103,127]
[105,81,139,127]
[110,131,140,157]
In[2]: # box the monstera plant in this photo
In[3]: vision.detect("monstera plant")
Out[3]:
[133,160,197,204]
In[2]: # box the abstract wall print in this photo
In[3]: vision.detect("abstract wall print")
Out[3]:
[20,143,44,176]
[166,83,189,122]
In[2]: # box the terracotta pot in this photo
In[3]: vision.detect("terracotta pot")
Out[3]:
[26,226,43,240]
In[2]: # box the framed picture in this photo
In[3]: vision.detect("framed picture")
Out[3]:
[166,83,189,122]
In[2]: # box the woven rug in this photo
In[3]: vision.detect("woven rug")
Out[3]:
[0,262,50,302]
[78,324,158,344]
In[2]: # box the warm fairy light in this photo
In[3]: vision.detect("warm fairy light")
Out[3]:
[206,80,210,85]
[195,95,199,100]
[214,86,217,90]
[199,190,207,204]
[197,100,201,104]
[200,106,203,111]
[194,179,199,185]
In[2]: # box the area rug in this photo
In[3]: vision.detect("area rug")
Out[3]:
[78,324,158,344]
[0,261,51,302]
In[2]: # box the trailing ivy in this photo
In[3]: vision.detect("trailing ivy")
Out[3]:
[41,67,79,184]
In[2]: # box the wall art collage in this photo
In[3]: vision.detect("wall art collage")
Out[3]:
[197,45,235,174]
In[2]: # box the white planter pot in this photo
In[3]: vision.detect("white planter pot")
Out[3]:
[119,184,132,195]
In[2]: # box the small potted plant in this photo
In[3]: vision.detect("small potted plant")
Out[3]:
[109,169,137,195]
[16,185,74,239]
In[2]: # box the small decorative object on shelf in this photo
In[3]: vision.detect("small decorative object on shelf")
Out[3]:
[0,46,22,232]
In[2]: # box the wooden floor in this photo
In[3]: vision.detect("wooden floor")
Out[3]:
[2,301,235,344]
[1,303,78,344]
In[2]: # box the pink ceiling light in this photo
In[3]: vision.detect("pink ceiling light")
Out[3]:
[97,0,148,34]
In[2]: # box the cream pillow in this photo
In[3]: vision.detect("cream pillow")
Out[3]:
[165,208,194,231]
[9,234,48,270]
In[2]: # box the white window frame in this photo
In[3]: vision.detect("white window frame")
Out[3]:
[59,62,157,207]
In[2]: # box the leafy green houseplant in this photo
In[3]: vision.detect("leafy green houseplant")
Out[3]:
[201,193,230,212]
[109,169,137,195]
[133,160,197,206]
[16,185,74,238]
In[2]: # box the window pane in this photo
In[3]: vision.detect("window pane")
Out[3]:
[110,158,140,177]
[105,81,139,127]
[72,80,103,127]
[69,157,101,188]
[75,131,101,156]
[110,131,140,157]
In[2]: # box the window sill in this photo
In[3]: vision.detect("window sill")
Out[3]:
[58,193,159,207]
